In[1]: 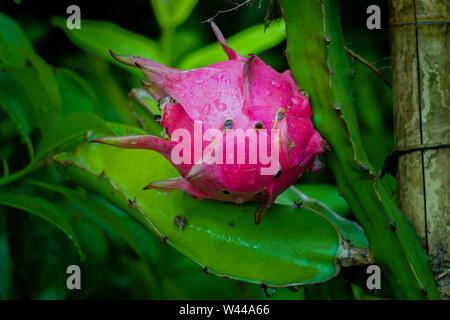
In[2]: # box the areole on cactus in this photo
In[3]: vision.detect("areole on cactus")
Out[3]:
[92,21,325,224]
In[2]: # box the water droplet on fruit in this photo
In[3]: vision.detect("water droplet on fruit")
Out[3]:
[212,73,226,82]
[264,89,272,96]
[292,97,300,105]
[216,103,227,111]
[203,104,211,114]
[271,80,280,88]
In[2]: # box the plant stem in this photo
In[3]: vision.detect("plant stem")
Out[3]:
[345,46,392,88]
[161,26,175,66]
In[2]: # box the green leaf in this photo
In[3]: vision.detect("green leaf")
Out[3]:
[51,17,160,72]
[36,112,113,159]
[14,208,77,299]
[0,85,34,160]
[25,50,61,116]
[150,0,199,29]
[4,67,57,130]
[0,212,12,299]
[0,14,61,117]
[64,54,138,125]
[171,28,202,65]
[54,124,371,287]
[178,22,285,69]
[0,112,112,186]
[55,68,99,116]
[27,179,161,265]
[0,12,33,67]
[0,193,85,260]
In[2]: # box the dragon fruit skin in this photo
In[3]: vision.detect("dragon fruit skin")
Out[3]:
[92,21,325,224]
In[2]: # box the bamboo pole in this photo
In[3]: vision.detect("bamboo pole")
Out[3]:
[389,0,449,299]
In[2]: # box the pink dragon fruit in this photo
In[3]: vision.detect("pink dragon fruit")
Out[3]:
[92,21,325,224]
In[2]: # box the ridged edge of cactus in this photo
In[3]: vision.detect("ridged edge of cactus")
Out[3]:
[278,0,439,299]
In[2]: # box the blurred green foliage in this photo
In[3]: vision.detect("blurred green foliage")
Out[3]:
[0,0,393,299]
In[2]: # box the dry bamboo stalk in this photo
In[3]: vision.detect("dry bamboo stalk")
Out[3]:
[389,0,449,299]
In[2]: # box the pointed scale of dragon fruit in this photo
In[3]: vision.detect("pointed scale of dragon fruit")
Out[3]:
[94,21,325,224]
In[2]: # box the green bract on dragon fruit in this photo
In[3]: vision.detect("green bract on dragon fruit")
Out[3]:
[92,21,325,224]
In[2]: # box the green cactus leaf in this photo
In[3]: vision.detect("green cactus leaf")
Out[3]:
[276,186,369,249]
[278,184,350,217]
[52,124,371,287]
[278,0,439,299]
